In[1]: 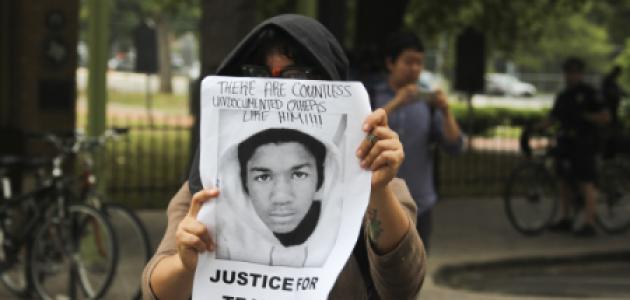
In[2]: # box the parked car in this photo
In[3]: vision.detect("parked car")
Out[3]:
[108,51,135,72]
[485,73,537,97]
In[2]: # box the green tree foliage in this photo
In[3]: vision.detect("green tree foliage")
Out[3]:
[80,0,200,93]
[130,0,200,33]
[513,14,613,73]
[115,0,200,93]
[614,39,630,91]
[405,0,590,52]
[402,0,630,74]
[103,0,200,29]
[255,0,297,22]
[106,0,199,46]
[89,0,630,82]
[588,0,630,49]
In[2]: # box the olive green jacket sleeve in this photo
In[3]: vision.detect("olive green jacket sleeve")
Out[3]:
[141,179,426,300]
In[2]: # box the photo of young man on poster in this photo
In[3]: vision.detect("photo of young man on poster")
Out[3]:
[214,126,344,268]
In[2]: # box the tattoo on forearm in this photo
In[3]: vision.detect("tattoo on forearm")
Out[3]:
[367,208,382,242]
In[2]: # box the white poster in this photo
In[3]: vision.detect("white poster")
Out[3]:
[195,76,372,300]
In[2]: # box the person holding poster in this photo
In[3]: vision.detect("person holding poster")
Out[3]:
[142,15,426,300]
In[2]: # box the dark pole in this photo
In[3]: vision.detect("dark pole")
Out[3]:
[318,0,347,44]
[354,0,409,48]
[192,0,257,171]
[454,27,486,147]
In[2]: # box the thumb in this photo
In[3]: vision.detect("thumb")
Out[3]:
[188,189,220,219]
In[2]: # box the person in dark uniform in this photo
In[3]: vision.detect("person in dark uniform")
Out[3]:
[543,57,610,236]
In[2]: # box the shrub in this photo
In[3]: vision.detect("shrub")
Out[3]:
[450,102,549,135]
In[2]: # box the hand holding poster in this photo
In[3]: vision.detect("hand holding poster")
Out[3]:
[194,76,372,300]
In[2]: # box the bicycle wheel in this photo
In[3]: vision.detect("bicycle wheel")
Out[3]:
[596,162,630,233]
[504,162,558,235]
[0,199,33,297]
[28,204,118,300]
[101,202,152,300]
[0,245,30,298]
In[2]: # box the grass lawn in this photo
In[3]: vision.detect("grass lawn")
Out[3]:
[76,88,189,118]
[106,89,189,113]
[103,125,191,208]
[76,89,193,208]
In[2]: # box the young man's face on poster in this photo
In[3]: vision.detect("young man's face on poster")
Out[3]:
[245,142,319,233]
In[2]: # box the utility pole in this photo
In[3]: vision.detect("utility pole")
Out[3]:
[87,0,110,193]
[87,0,109,137]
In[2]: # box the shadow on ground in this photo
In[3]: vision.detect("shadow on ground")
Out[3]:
[434,250,630,298]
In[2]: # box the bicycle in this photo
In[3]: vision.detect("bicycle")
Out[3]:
[0,155,47,297]
[0,133,118,299]
[503,126,630,236]
[73,128,152,300]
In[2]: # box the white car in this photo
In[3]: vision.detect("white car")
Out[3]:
[485,73,537,97]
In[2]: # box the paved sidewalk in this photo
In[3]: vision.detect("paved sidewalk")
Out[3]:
[137,198,630,299]
[1,197,628,299]
[420,198,630,300]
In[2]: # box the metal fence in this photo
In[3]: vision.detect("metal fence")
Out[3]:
[105,114,193,208]
[437,136,524,199]
[105,116,630,206]
[102,114,532,208]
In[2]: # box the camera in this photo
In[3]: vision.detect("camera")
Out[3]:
[413,89,434,102]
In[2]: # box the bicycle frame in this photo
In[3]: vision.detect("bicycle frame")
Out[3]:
[0,165,73,271]
[1,132,124,299]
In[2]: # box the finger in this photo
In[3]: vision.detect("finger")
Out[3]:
[371,125,398,140]
[370,149,404,171]
[362,109,388,133]
[356,126,398,159]
[361,139,400,169]
[360,126,400,159]
[434,90,448,106]
[183,220,215,251]
[188,188,220,218]
[404,83,418,93]
[356,134,373,159]
[360,139,400,169]
[178,231,207,253]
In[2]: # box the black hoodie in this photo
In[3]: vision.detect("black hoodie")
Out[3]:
[188,14,349,193]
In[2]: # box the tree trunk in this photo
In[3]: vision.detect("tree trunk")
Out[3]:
[354,0,409,49]
[200,0,256,76]
[189,0,256,166]
[156,15,172,94]
[352,0,410,82]
[318,0,347,45]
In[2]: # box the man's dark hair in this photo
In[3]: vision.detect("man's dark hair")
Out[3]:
[237,128,326,193]
[385,31,425,62]
[562,57,585,73]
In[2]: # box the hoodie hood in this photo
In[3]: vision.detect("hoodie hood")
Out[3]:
[215,14,349,80]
